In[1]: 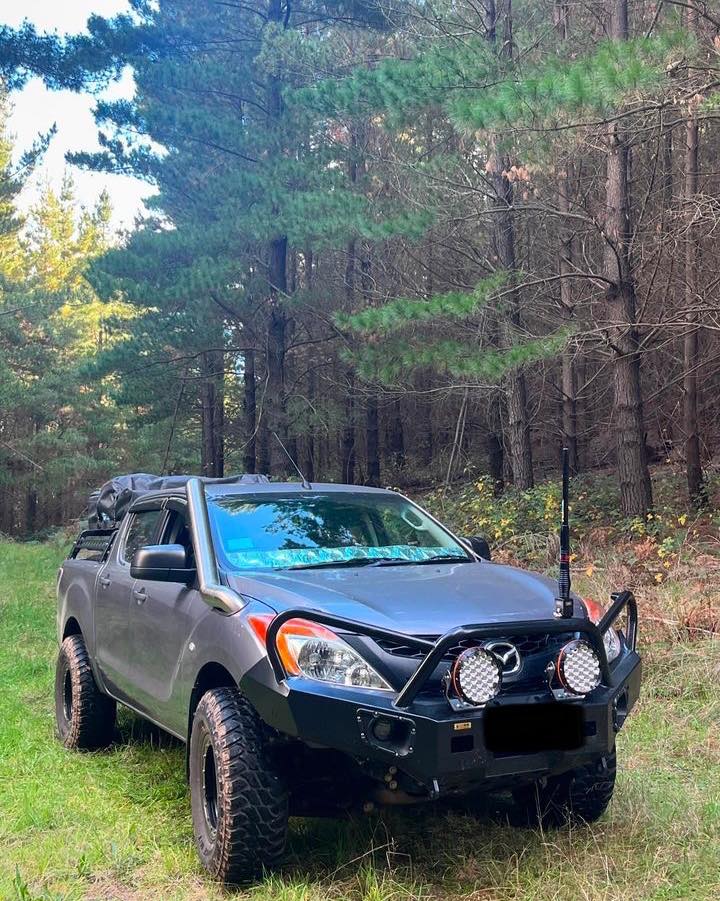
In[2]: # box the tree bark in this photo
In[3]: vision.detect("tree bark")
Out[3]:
[265,263,288,477]
[388,397,405,468]
[604,0,652,517]
[359,243,381,486]
[683,2,708,508]
[484,0,534,490]
[304,364,316,482]
[264,0,290,478]
[341,371,357,483]
[243,348,256,474]
[342,231,357,484]
[200,349,224,478]
[555,2,578,473]
[366,393,380,486]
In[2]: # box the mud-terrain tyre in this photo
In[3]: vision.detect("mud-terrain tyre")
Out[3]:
[189,687,288,885]
[511,748,617,828]
[55,634,116,750]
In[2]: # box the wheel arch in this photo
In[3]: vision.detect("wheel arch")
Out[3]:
[186,661,238,774]
[62,616,83,640]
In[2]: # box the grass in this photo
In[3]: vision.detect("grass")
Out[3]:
[1,517,719,900]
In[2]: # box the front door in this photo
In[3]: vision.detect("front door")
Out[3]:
[94,507,164,701]
[126,509,203,735]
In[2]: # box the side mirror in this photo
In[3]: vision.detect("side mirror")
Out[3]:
[131,544,196,584]
[465,535,491,561]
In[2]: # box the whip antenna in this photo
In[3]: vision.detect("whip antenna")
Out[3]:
[272,432,312,490]
[555,447,573,618]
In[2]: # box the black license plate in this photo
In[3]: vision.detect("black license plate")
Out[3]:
[484,703,584,754]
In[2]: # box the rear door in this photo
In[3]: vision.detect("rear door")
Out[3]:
[94,507,164,701]
[125,508,202,734]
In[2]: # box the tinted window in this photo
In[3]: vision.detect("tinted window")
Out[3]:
[208,492,469,570]
[159,510,195,565]
[122,510,163,564]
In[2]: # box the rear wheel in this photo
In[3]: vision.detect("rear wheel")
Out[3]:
[511,749,617,827]
[189,687,288,885]
[55,634,116,750]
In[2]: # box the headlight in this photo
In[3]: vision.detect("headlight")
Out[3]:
[248,614,392,691]
[287,635,391,689]
[557,640,601,695]
[582,598,622,663]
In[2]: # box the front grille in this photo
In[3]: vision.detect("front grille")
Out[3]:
[376,633,573,662]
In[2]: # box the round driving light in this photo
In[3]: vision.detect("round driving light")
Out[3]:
[451,647,502,706]
[557,640,601,695]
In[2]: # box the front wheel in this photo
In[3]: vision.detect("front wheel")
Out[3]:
[189,687,288,885]
[55,634,116,750]
[511,748,617,828]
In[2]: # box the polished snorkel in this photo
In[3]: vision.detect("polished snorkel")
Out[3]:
[554,447,573,618]
[186,477,244,614]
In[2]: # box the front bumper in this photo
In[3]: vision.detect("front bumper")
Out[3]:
[246,592,642,798]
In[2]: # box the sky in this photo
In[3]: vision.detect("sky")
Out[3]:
[1,0,154,232]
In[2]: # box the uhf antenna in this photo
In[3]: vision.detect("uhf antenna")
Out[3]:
[555,447,573,618]
[272,432,312,490]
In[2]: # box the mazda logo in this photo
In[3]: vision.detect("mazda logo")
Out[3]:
[485,641,522,675]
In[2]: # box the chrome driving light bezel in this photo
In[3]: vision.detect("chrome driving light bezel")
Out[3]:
[451,646,502,706]
[556,639,602,695]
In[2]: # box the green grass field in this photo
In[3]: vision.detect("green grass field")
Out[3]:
[1,539,719,901]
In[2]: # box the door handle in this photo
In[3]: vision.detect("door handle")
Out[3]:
[133,587,147,605]
[99,577,111,589]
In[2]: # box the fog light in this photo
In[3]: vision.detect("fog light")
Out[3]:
[451,647,502,706]
[557,640,601,695]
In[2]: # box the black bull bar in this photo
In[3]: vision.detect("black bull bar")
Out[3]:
[265,590,638,709]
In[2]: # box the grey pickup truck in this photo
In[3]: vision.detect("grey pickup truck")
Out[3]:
[56,470,641,885]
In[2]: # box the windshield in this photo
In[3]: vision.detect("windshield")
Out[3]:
[207,491,470,571]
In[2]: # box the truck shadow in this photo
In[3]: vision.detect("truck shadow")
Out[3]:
[111,708,545,888]
[282,800,540,888]
[115,706,184,750]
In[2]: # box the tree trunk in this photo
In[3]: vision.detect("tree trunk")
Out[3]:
[341,371,357,483]
[342,232,357,484]
[257,425,271,475]
[304,365,316,481]
[683,2,707,508]
[558,169,579,464]
[303,250,316,482]
[417,390,434,468]
[555,2,578,473]
[388,397,405,468]
[264,0,290,478]
[359,244,381,486]
[486,427,505,497]
[366,393,380,486]
[266,237,289,477]
[200,349,224,478]
[604,0,652,517]
[243,348,256,474]
[485,0,534,490]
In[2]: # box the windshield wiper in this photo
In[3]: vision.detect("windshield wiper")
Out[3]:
[414,554,472,565]
[285,553,471,570]
[284,557,390,570]
[369,554,471,567]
